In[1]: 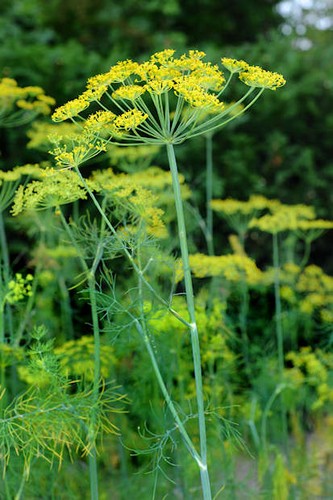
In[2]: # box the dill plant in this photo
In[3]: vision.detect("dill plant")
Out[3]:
[0,92,124,498]
[47,49,285,498]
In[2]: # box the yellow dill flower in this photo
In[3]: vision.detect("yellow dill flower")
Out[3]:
[221,57,249,73]
[11,168,90,215]
[321,308,333,323]
[0,344,24,368]
[150,49,176,65]
[176,253,263,285]
[83,110,116,135]
[91,166,190,207]
[89,168,168,237]
[144,78,174,95]
[107,59,140,83]
[27,121,81,151]
[211,195,271,236]
[5,273,33,304]
[191,65,225,91]
[54,335,115,381]
[112,84,146,101]
[0,163,42,183]
[173,76,224,111]
[211,195,271,215]
[0,78,55,126]
[51,97,89,122]
[86,72,115,92]
[50,130,107,169]
[298,219,333,230]
[113,109,148,130]
[297,265,333,293]
[50,49,284,160]
[250,203,316,233]
[296,218,333,243]
[81,86,108,102]
[172,50,207,72]
[107,144,160,171]
[239,65,286,90]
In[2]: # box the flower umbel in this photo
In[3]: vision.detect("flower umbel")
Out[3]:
[50,49,286,161]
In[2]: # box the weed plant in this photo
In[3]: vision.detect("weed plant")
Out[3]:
[0,53,332,499]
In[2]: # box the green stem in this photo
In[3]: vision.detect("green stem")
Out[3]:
[239,281,250,374]
[135,233,205,479]
[273,233,284,378]
[261,383,286,454]
[299,237,312,268]
[205,133,214,256]
[0,211,13,342]
[58,208,101,499]
[166,142,212,500]
[131,314,205,470]
[272,233,288,449]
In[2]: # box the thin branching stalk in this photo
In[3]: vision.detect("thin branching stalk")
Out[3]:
[166,143,212,500]
[73,166,191,329]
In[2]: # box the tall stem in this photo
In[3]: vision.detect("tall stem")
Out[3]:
[273,233,284,378]
[166,143,212,500]
[205,133,214,256]
[58,208,101,499]
[0,210,13,342]
[272,232,288,449]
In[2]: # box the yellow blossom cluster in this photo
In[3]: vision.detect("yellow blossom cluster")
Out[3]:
[112,84,146,101]
[176,253,263,285]
[221,57,286,90]
[0,77,55,127]
[52,97,89,122]
[107,144,161,171]
[29,243,79,272]
[27,121,81,151]
[211,194,273,236]
[213,196,333,240]
[89,168,168,238]
[5,273,33,304]
[250,203,317,233]
[0,164,43,184]
[49,130,108,169]
[11,168,90,215]
[285,347,333,410]
[211,195,272,215]
[54,336,115,381]
[297,265,333,316]
[221,58,249,74]
[50,49,285,154]
[265,263,333,321]
[113,109,148,131]
[0,344,24,369]
[0,164,45,211]
[83,110,117,136]
[239,66,286,90]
